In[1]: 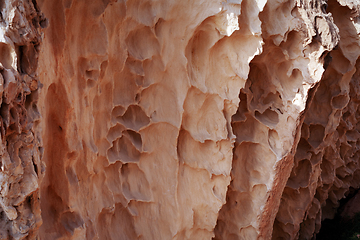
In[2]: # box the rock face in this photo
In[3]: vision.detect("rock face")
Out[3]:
[2,0,360,239]
[0,0,45,239]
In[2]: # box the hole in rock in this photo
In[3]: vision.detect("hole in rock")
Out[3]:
[32,157,38,176]
[15,92,22,103]
[117,105,150,131]
[308,124,325,149]
[286,159,312,188]
[0,43,12,69]
[268,129,281,155]
[26,195,32,205]
[331,94,348,109]
[135,93,140,102]
[154,18,165,37]
[125,26,160,60]
[263,91,282,106]
[107,134,141,163]
[121,163,151,201]
[60,211,84,235]
[10,107,17,122]
[346,130,360,142]
[254,109,279,127]
[19,44,37,75]
[107,124,125,142]
[186,29,211,70]
[111,106,126,119]
[123,130,142,151]
[310,152,322,165]
[117,135,141,163]
[85,70,98,80]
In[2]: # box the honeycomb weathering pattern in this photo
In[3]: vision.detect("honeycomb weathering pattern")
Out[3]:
[0,0,45,239]
[2,0,360,239]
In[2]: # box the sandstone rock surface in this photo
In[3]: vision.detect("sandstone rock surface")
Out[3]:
[2,0,360,239]
[0,0,45,238]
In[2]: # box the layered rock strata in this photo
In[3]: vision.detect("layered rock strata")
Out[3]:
[2,0,360,239]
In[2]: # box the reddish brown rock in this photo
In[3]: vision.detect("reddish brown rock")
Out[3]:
[3,0,360,239]
[0,0,45,239]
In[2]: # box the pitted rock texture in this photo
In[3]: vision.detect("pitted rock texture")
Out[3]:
[4,0,360,239]
[273,1,360,239]
[0,0,45,239]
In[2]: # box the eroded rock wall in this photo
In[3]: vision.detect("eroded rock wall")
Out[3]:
[273,1,360,239]
[0,0,45,239]
[3,0,360,239]
[36,0,265,238]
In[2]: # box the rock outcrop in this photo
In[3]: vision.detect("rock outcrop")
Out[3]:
[2,0,360,239]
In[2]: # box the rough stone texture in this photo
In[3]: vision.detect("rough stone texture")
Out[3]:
[0,0,45,239]
[272,1,360,239]
[3,0,360,239]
